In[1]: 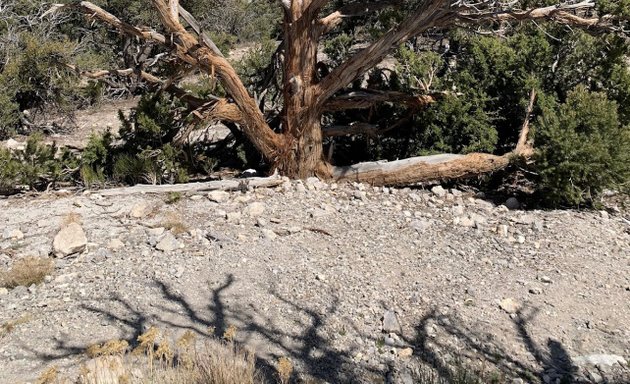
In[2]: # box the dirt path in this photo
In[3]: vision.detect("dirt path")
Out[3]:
[0,180,629,383]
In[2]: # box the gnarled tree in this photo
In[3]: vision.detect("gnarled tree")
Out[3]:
[49,0,627,186]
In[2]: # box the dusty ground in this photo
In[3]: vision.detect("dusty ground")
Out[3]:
[0,179,629,383]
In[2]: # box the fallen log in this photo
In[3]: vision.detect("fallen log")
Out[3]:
[98,175,284,196]
[333,153,511,186]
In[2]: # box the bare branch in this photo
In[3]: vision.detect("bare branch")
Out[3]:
[324,90,440,112]
[319,0,402,33]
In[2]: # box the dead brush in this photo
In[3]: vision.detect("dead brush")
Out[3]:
[277,356,293,384]
[160,212,190,235]
[0,256,54,289]
[0,314,32,340]
[61,212,81,226]
[86,339,129,358]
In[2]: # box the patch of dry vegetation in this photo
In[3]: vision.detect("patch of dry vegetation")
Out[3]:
[0,314,32,340]
[0,256,54,289]
[159,212,190,235]
[37,326,264,384]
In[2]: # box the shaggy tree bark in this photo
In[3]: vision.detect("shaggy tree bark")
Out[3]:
[50,0,625,186]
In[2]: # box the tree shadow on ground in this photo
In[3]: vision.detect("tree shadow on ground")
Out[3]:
[23,274,379,383]
[404,306,628,383]
[23,275,628,383]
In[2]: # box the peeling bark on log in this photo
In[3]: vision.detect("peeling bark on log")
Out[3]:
[333,153,511,186]
[98,175,284,196]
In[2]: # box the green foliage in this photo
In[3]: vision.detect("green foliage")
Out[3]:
[534,87,630,206]
[0,134,79,191]
[324,33,354,67]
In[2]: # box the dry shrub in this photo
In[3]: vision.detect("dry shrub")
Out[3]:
[61,212,82,226]
[0,314,32,340]
[86,339,129,358]
[160,212,190,235]
[0,256,54,288]
[194,341,260,384]
[277,356,293,384]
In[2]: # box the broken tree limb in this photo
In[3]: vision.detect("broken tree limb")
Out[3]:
[515,88,537,157]
[98,175,284,196]
[323,91,438,112]
[333,153,511,186]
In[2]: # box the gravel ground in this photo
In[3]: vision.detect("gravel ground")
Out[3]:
[0,179,629,383]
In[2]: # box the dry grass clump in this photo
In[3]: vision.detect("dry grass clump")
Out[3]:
[86,339,129,358]
[61,212,82,226]
[160,212,190,235]
[0,256,54,289]
[72,326,264,384]
[277,356,293,384]
[0,314,32,340]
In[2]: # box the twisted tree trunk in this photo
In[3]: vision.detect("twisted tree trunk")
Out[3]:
[51,0,623,186]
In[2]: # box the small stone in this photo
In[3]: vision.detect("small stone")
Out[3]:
[540,276,553,284]
[499,298,520,314]
[0,287,8,296]
[498,225,509,237]
[155,232,181,252]
[226,211,242,223]
[382,310,402,334]
[431,185,447,197]
[398,348,413,358]
[452,205,465,217]
[505,197,520,210]
[260,228,277,240]
[146,227,165,237]
[352,191,367,200]
[244,202,266,217]
[517,235,526,244]
[207,191,230,203]
[599,211,609,220]
[242,169,258,177]
[53,222,88,258]
[107,239,125,250]
[2,228,24,240]
[459,217,475,227]
[256,218,268,227]
[190,195,203,201]
[529,287,543,295]
[410,219,432,232]
[315,273,326,282]
[130,201,152,218]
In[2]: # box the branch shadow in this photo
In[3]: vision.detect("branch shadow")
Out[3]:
[23,273,380,383]
[404,306,627,383]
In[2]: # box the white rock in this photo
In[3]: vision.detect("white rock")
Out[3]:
[146,227,165,237]
[244,202,266,217]
[261,228,277,240]
[226,211,242,223]
[2,228,24,240]
[599,211,609,220]
[431,185,447,197]
[242,169,258,177]
[207,191,230,203]
[53,223,87,257]
[107,239,125,250]
[0,287,8,296]
[499,298,520,314]
[382,310,402,333]
[574,354,627,367]
[155,232,181,252]
[130,201,152,218]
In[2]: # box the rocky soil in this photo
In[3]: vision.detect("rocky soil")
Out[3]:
[0,179,629,383]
